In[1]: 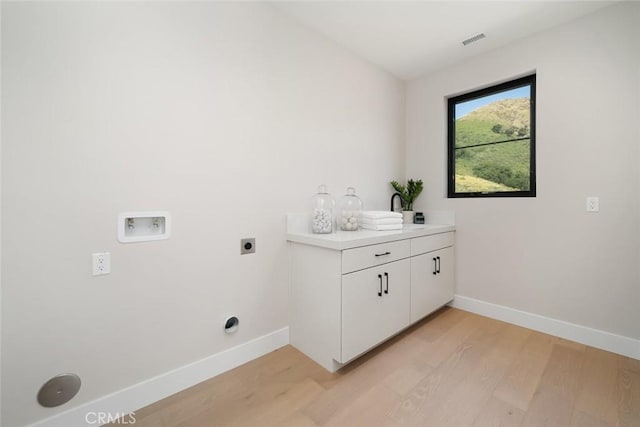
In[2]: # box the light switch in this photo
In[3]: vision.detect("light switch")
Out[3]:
[586,197,599,213]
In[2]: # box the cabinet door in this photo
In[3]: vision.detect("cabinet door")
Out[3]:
[341,259,410,363]
[410,246,455,323]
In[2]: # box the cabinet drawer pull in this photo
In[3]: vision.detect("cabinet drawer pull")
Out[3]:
[378,274,383,297]
[433,257,437,275]
[384,272,389,294]
[436,256,441,274]
[375,251,391,257]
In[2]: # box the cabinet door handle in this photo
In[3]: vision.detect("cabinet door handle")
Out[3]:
[378,274,383,297]
[433,257,437,275]
[436,256,441,274]
[375,251,391,257]
[384,272,389,294]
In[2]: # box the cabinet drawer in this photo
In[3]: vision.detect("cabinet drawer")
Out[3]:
[411,232,455,256]
[342,240,410,274]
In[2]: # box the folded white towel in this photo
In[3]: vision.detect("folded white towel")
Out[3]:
[359,217,403,226]
[359,211,402,220]
[360,223,403,231]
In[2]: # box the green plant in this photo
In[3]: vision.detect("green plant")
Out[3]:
[390,179,424,211]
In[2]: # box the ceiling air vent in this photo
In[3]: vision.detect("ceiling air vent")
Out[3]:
[462,33,486,46]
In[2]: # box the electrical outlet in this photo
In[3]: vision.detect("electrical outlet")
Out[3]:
[92,252,111,276]
[586,197,600,213]
[240,238,255,255]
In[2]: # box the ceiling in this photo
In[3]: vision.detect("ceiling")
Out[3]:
[273,1,617,80]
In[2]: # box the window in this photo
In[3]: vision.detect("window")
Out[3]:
[447,74,536,198]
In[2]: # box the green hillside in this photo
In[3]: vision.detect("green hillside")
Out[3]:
[454,174,516,193]
[454,98,531,192]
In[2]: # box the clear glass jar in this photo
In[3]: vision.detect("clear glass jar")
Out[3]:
[311,184,334,234]
[338,187,363,231]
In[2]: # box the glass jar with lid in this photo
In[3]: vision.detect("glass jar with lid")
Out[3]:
[311,184,334,234]
[338,187,363,231]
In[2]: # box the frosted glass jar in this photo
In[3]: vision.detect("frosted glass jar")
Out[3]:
[311,185,334,234]
[338,187,363,231]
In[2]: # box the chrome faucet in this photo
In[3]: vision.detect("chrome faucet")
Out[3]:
[390,192,404,212]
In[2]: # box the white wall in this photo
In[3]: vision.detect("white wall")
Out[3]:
[406,3,640,341]
[0,3,404,426]
[0,3,3,423]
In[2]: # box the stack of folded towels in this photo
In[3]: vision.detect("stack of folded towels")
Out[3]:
[359,211,403,231]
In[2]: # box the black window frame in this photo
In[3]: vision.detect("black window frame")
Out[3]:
[447,74,536,198]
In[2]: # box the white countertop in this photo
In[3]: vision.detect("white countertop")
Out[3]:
[286,223,455,250]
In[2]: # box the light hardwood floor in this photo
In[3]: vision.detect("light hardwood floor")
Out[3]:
[123,308,640,426]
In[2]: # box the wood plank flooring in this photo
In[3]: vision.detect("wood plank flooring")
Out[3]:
[120,308,640,427]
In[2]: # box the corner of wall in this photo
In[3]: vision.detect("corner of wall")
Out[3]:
[1,1,4,423]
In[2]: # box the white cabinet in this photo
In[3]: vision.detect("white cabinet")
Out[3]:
[409,231,455,323]
[410,247,455,323]
[288,226,455,372]
[342,258,410,362]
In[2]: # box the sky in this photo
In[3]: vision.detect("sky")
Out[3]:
[455,85,530,119]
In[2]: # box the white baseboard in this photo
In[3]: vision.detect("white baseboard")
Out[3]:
[26,299,639,427]
[450,295,639,360]
[29,327,290,427]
